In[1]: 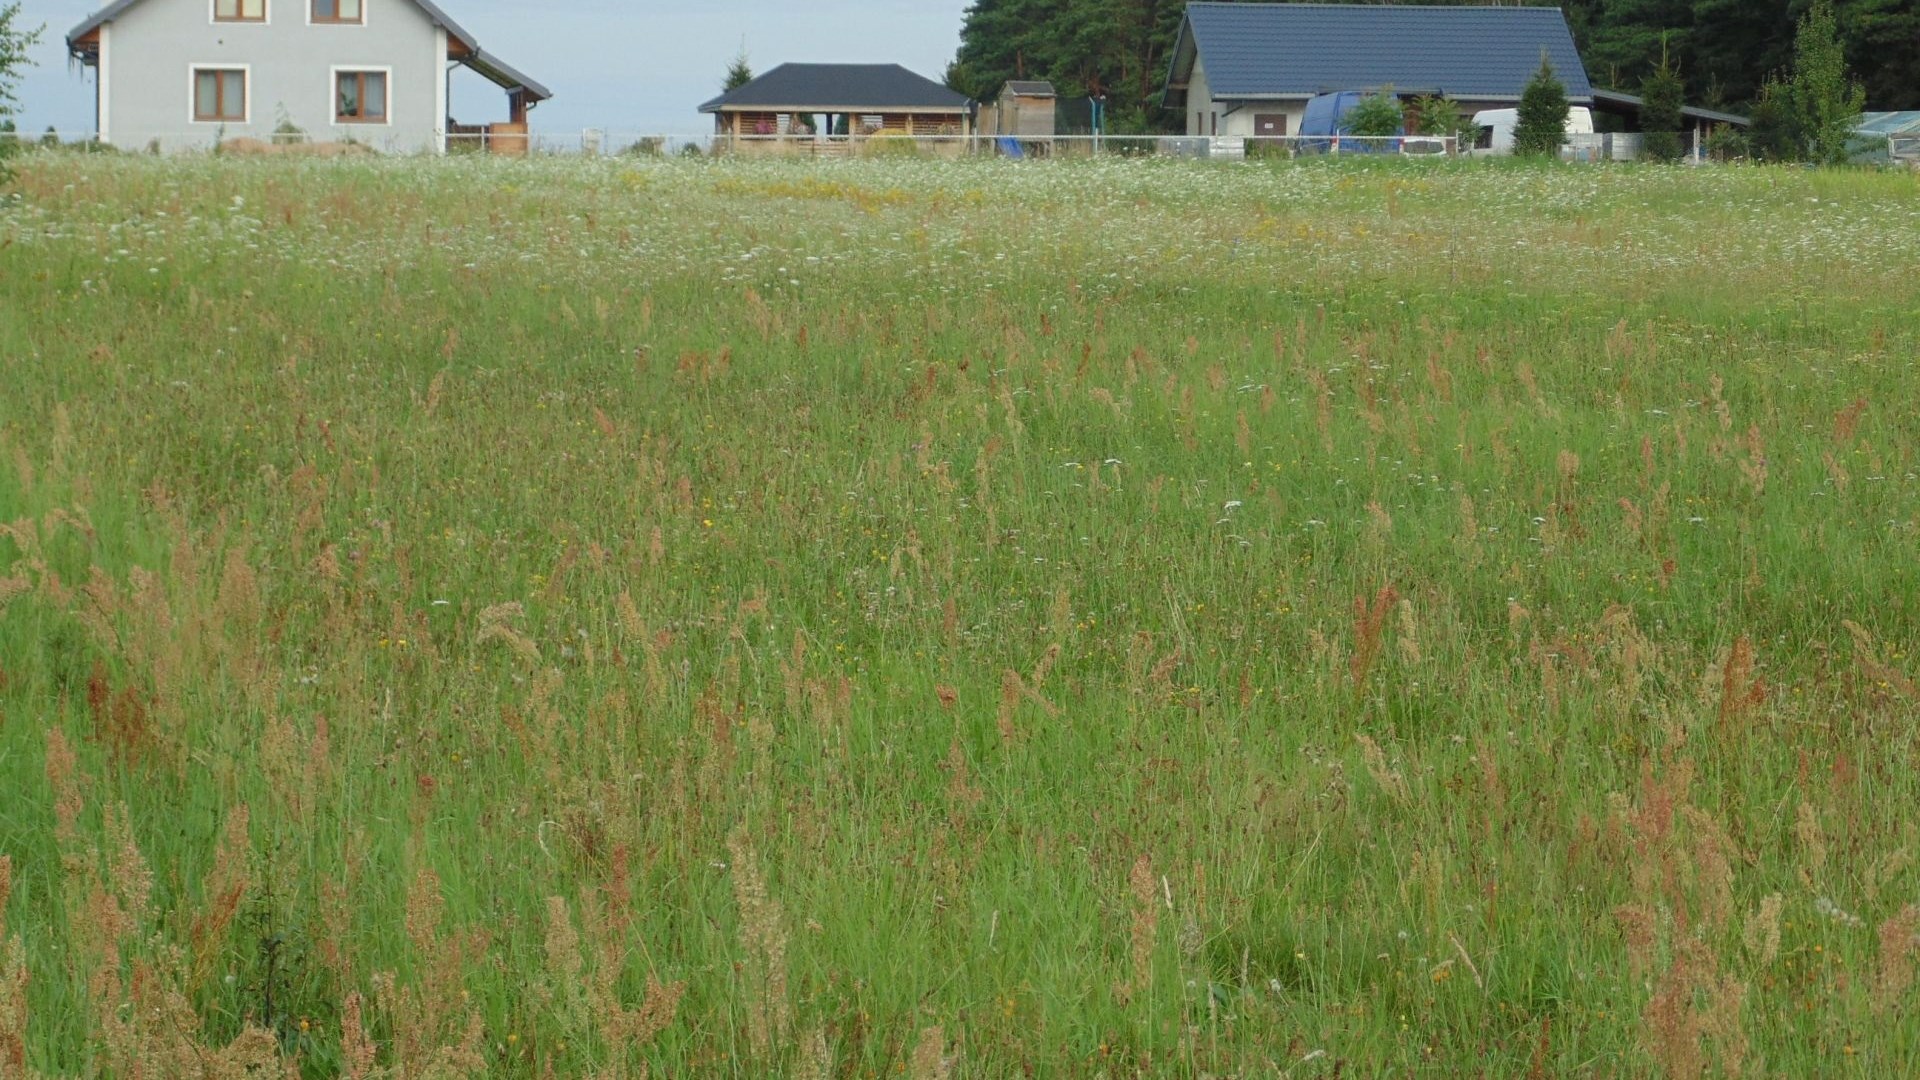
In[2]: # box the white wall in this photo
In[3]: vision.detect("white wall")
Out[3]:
[103,0,444,153]
[1185,57,1309,139]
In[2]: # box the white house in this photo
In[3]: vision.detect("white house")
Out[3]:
[65,0,550,153]
[1165,3,1594,141]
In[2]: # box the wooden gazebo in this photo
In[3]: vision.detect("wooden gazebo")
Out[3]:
[700,63,973,156]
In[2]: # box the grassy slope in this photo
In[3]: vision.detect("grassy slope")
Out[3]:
[2,153,1919,1077]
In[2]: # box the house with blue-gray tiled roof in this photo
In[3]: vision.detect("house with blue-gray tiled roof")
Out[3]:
[1165,2,1593,141]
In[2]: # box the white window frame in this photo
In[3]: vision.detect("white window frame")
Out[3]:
[210,0,270,25]
[187,64,251,125]
[329,65,394,127]
[307,0,368,27]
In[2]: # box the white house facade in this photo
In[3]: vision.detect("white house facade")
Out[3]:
[67,0,549,153]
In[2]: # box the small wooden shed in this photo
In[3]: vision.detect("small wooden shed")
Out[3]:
[981,80,1057,139]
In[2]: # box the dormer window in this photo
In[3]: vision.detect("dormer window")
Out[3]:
[214,0,266,22]
[312,0,363,24]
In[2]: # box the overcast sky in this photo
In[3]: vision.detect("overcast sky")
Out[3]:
[11,0,970,136]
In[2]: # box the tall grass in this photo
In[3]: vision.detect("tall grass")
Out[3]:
[2,152,1919,1076]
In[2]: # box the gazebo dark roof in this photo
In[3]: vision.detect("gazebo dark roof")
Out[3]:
[700,64,970,113]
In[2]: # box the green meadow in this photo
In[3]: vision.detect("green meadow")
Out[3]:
[2,152,1919,1077]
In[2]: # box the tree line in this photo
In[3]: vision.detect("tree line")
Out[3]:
[946,0,1917,131]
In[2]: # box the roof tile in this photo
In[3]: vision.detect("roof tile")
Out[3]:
[1181,3,1592,102]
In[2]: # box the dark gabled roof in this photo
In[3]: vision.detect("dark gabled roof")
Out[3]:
[466,49,553,103]
[1167,3,1593,107]
[700,63,970,113]
[65,0,550,101]
[1004,81,1057,98]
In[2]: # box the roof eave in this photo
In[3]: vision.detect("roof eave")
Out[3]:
[1159,14,1196,109]
[706,103,970,114]
[69,0,481,54]
[67,0,134,51]
[463,48,552,102]
[411,0,479,53]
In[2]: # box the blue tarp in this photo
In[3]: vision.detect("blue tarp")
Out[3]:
[1298,92,1401,153]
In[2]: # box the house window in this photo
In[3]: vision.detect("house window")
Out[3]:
[335,70,388,123]
[214,0,266,22]
[312,0,363,23]
[193,68,247,122]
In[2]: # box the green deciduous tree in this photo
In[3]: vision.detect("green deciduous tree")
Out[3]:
[1787,0,1866,166]
[1513,55,1571,158]
[1,0,45,181]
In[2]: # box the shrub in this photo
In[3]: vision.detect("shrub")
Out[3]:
[1344,91,1404,139]
[272,106,306,147]
[1408,95,1474,145]
[863,131,921,158]
[1704,125,1749,163]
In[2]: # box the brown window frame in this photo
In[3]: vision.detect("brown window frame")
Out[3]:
[213,0,267,23]
[334,70,389,124]
[193,68,248,123]
[310,0,364,25]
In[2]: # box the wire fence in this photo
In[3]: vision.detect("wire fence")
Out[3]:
[493,132,1469,160]
[12,128,1902,166]
[7,130,1465,159]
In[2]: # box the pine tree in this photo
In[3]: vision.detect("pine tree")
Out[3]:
[1747,76,1799,162]
[723,46,754,93]
[1512,54,1571,158]
[1640,39,1687,162]
[1835,0,1920,110]
[1786,0,1866,166]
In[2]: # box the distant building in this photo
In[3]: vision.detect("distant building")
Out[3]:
[700,63,973,156]
[980,80,1056,140]
[1164,2,1592,140]
[65,0,549,154]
